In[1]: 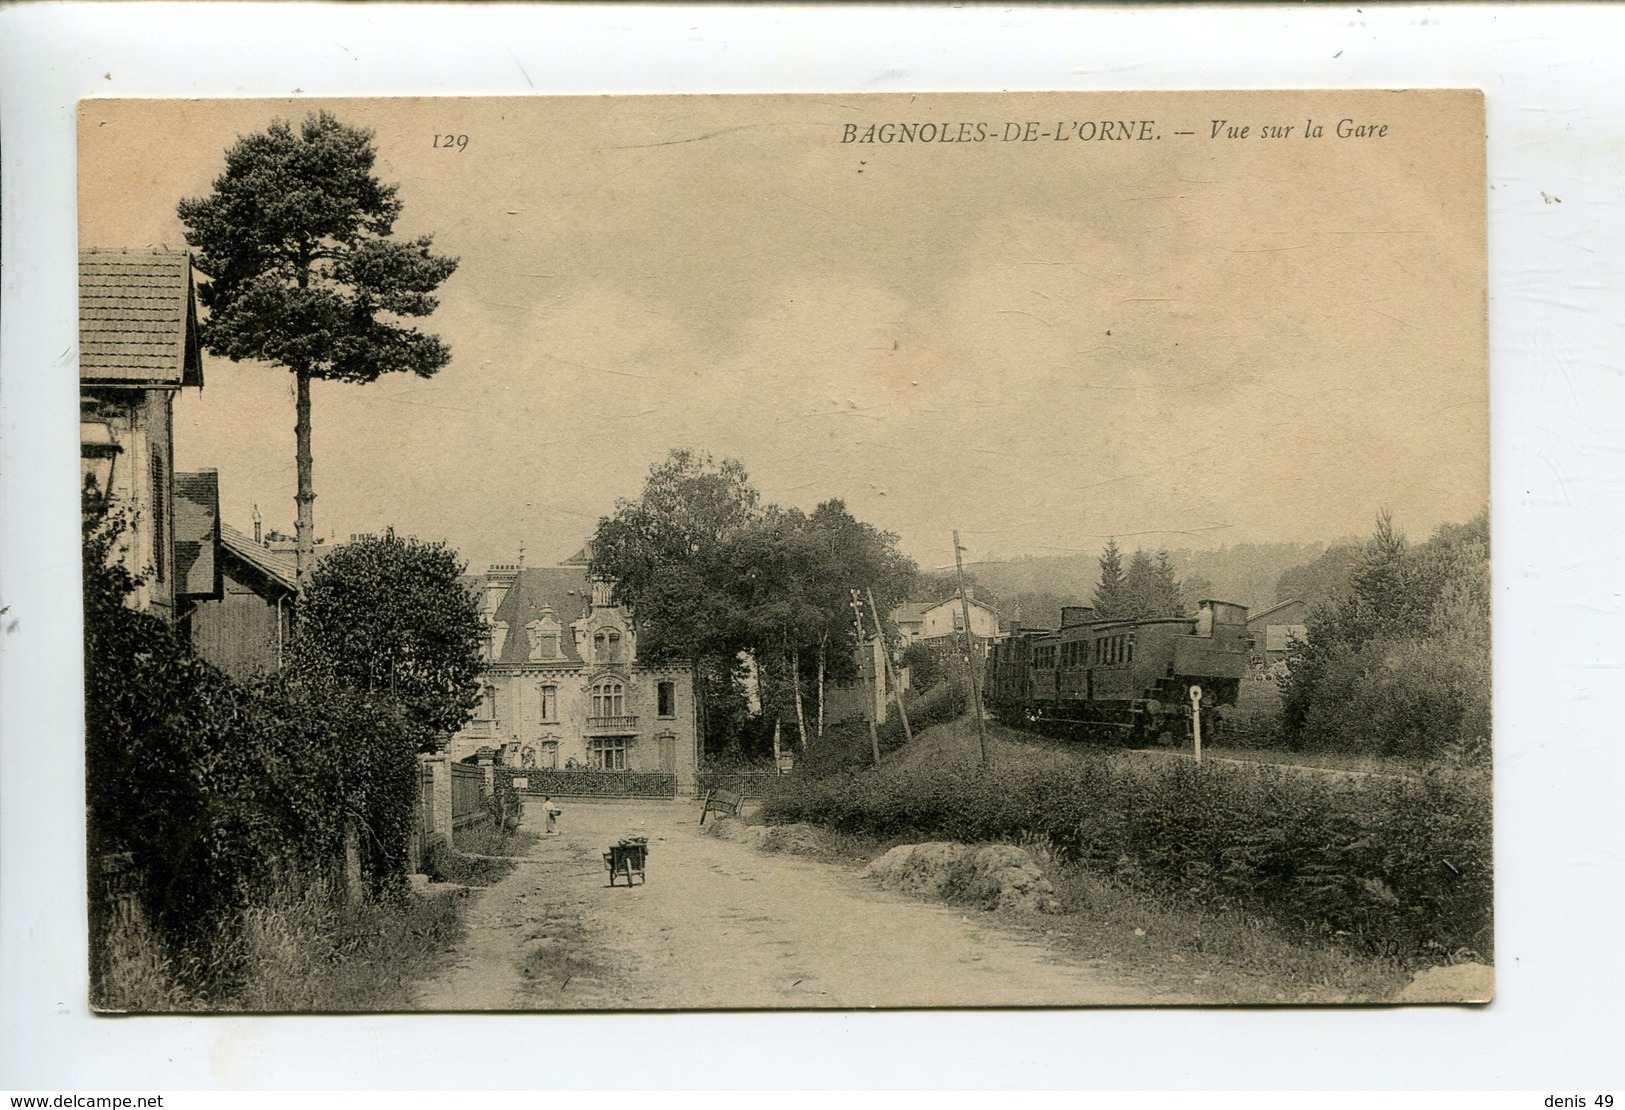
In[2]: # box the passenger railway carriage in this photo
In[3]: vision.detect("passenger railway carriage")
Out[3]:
[985,599,1251,745]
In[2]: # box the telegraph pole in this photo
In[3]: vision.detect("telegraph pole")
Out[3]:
[867,587,912,745]
[953,531,990,767]
[849,590,883,768]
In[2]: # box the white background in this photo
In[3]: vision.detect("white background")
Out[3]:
[2,3,1621,1091]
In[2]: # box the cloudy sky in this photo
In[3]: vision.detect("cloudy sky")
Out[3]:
[79,91,1486,570]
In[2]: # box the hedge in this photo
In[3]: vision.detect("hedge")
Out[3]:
[496,767,676,798]
[762,754,1491,965]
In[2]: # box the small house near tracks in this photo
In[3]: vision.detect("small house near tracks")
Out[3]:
[1247,599,1309,668]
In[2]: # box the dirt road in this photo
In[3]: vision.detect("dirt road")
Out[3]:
[412,798,1184,1010]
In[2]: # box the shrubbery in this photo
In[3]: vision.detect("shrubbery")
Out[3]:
[85,492,428,1001]
[762,753,1491,964]
[493,766,677,798]
[1280,510,1490,759]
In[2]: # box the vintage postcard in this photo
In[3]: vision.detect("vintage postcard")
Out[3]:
[77,90,1488,1011]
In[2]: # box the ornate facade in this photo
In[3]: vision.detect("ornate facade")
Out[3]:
[449,556,699,791]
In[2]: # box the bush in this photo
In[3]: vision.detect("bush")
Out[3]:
[84,490,422,992]
[1294,636,1489,758]
[495,767,676,798]
[761,753,1491,965]
[1280,510,1489,760]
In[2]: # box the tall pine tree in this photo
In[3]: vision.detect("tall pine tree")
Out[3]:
[179,112,458,588]
[1092,538,1127,619]
[1123,549,1157,620]
[1152,549,1185,616]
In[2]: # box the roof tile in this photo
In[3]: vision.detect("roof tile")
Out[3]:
[79,248,204,387]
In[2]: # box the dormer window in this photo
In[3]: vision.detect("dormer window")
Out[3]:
[526,611,563,661]
[594,627,624,664]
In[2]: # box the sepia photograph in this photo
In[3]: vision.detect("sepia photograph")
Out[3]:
[76,89,1489,1013]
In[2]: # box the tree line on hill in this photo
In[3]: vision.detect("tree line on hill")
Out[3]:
[591,449,918,760]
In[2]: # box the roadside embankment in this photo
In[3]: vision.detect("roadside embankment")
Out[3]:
[762,716,1492,976]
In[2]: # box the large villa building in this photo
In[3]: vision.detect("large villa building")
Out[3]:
[447,552,699,793]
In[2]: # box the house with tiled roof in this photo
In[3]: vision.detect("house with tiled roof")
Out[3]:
[449,559,699,792]
[889,589,1001,649]
[79,248,206,618]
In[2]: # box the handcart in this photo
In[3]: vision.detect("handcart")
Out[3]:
[604,837,648,887]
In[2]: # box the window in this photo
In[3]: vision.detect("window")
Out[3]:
[589,737,629,771]
[481,684,498,720]
[594,627,624,663]
[149,452,166,582]
[527,614,562,661]
[538,740,559,770]
[538,684,558,723]
[658,681,676,718]
[591,681,624,717]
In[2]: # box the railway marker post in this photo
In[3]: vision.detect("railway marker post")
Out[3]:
[1189,684,1203,764]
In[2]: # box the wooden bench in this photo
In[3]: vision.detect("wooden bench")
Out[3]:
[699,788,743,825]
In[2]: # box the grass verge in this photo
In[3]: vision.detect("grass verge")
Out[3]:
[425,837,521,886]
[93,879,467,1013]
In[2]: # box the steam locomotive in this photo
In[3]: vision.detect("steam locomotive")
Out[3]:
[983,600,1251,745]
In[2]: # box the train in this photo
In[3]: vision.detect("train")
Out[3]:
[983,599,1252,746]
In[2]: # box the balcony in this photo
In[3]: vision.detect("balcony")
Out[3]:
[463,719,498,740]
[585,714,639,734]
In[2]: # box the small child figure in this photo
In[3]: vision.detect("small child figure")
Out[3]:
[542,795,562,834]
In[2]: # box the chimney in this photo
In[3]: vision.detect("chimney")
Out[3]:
[252,504,262,544]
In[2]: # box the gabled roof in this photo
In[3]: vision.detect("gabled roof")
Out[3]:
[1248,598,1307,625]
[489,566,598,664]
[892,602,931,624]
[219,523,298,594]
[79,248,204,388]
[925,594,999,617]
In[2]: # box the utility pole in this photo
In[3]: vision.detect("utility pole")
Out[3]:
[953,530,990,767]
[849,590,883,768]
[867,587,912,745]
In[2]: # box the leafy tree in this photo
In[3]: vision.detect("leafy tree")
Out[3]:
[804,499,916,734]
[592,450,762,751]
[1092,538,1127,617]
[714,507,829,748]
[1275,542,1363,609]
[591,453,916,755]
[84,488,419,998]
[1180,572,1215,616]
[178,112,459,588]
[287,530,486,751]
[1280,509,1490,758]
[716,501,917,747]
[591,449,760,662]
